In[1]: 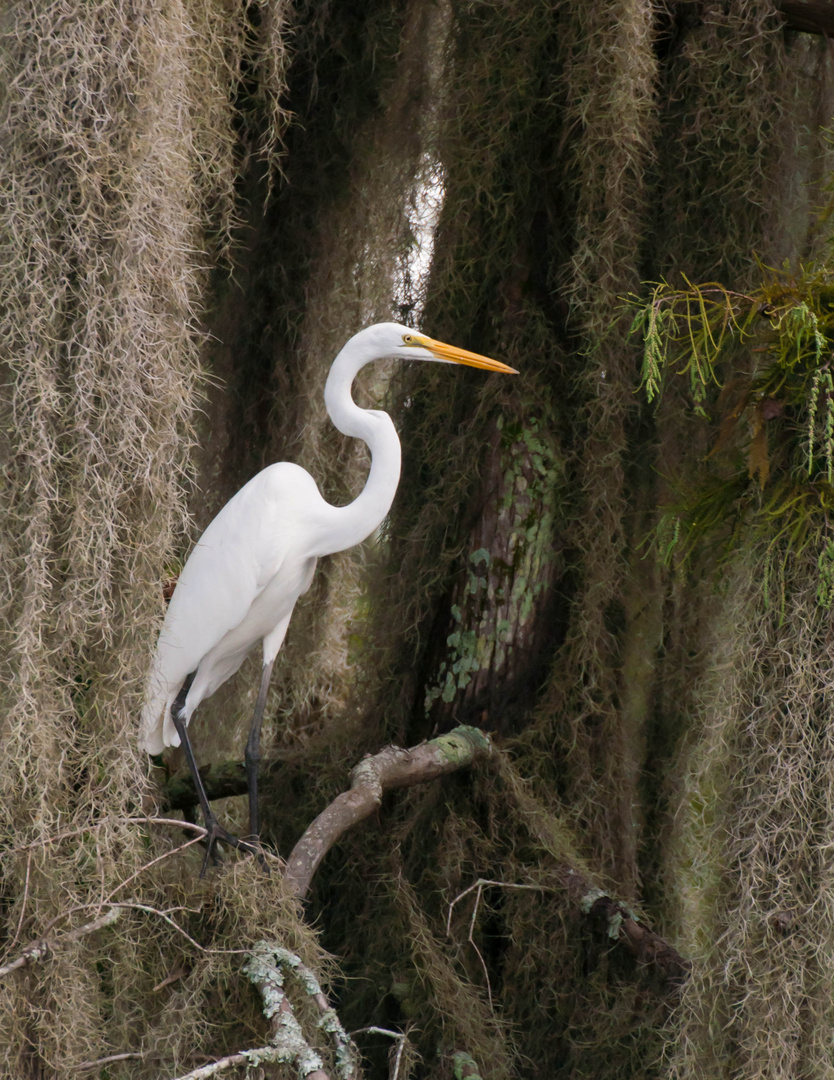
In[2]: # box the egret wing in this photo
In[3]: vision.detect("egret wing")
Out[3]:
[140,463,321,751]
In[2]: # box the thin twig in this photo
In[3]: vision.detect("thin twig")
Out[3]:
[171,1051,251,1080]
[115,903,249,956]
[0,900,247,979]
[126,817,283,872]
[0,906,122,978]
[447,874,691,992]
[105,834,205,901]
[350,1027,406,1037]
[447,880,556,1009]
[466,882,491,1010]
[445,879,544,938]
[351,1027,409,1080]
[74,1052,144,1071]
[9,815,209,854]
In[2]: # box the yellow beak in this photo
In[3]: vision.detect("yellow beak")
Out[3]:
[424,336,519,375]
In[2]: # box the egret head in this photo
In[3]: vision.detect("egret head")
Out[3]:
[358,322,519,374]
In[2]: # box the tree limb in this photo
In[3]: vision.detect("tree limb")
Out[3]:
[244,943,358,1080]
[284,726,493,899]
[447,873,690,998]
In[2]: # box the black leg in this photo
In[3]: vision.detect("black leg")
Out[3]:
[244,657,275,841]
[170,674,259,876]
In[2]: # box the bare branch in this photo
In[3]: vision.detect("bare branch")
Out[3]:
[285,726,492,898]
[351,1028,411,1080]
[170,1052,252,1080]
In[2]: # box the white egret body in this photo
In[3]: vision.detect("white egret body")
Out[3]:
[141,322,516,862]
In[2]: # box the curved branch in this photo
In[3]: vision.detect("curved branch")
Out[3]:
[285,726,493,899]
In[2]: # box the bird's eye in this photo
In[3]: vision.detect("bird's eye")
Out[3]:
[402,334,415,345]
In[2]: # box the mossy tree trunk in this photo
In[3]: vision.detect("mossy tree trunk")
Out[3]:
[1,2,833,1078]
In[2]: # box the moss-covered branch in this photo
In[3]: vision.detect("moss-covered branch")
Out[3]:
[581,891,691,990]
[172,943,358,1080]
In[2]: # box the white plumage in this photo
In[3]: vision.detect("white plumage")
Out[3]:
[140,322,516,852]
[141,462,322,753]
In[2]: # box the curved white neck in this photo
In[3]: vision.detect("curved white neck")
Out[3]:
[318,336,402,554]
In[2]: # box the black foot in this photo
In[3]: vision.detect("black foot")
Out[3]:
[199,818,264,878]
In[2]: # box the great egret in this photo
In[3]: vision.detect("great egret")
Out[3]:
[141,322,517,866]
